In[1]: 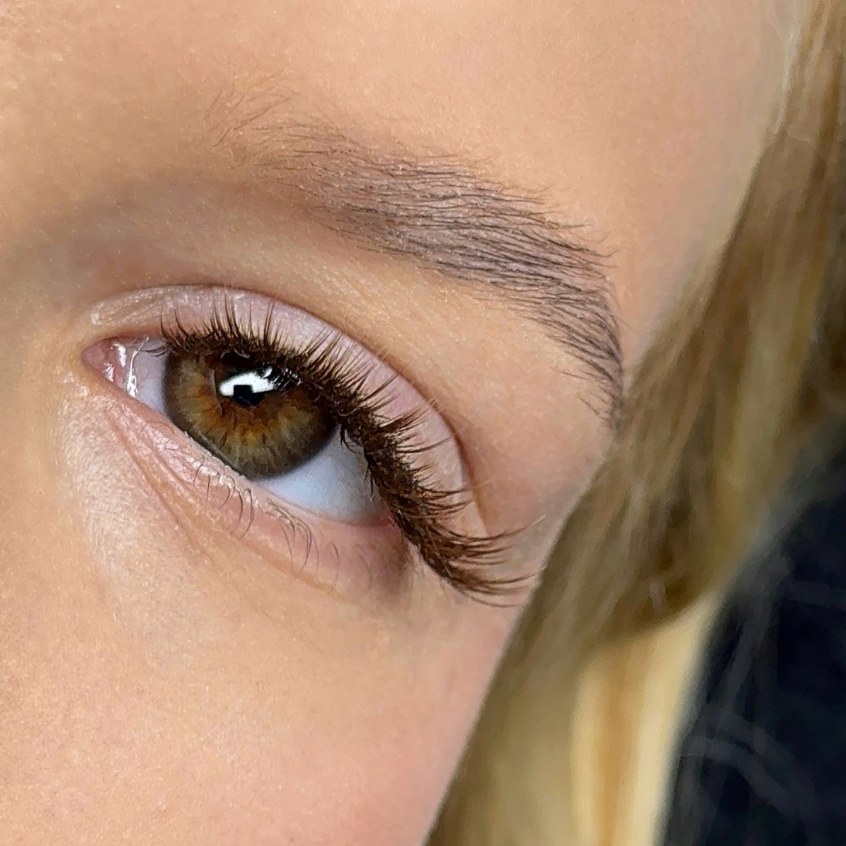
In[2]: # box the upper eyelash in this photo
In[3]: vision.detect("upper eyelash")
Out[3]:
[156,297,521,600]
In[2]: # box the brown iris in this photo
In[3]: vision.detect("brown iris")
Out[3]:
[164,351,334,477]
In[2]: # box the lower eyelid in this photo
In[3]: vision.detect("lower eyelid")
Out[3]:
[94,380,414,603]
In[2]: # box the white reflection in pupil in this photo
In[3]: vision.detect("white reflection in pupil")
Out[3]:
[218,367,277,408]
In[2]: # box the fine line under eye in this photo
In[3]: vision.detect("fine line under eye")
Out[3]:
[152,297,520,599]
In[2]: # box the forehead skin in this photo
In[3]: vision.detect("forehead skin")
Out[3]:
[3,0,793,349]
[0,2,794,845]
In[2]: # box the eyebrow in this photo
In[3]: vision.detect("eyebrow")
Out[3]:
[205,94,623,427]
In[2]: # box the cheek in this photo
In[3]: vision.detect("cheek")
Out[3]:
[0,364,517,845]
[188,664,490,845]
[20,644,495,846]
[0,598,501,845]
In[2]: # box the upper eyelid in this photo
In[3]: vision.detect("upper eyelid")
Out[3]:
[90,285,480,484]
[93,287,434,419]
[88,285,476,513]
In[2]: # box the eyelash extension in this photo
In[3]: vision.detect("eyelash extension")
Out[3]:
[157,298,520,600]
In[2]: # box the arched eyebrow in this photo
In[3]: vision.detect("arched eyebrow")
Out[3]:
[206,100,623,428]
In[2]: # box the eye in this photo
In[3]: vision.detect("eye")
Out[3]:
[83,288,515,599]
[145,345,382,522]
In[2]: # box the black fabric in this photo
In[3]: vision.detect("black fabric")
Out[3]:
[662,445,846,846]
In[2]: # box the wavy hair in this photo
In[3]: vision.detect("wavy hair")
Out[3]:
[432,3,845,844]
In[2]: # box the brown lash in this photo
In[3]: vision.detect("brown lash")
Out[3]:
[158,298,524,600]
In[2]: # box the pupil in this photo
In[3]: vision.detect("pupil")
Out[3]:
[230,381,267,408]
[217,366,279,409]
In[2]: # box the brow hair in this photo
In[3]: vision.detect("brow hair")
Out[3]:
[206,92,624,427]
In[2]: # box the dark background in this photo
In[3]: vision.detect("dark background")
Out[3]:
[662,441,846,845]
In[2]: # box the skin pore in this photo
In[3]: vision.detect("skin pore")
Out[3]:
[0,1,795,844]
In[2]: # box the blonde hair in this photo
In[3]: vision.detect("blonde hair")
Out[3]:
[431,2,845,844]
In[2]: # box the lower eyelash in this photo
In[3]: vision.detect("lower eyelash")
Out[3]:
[114,402,404,598]
[157,298,519,600]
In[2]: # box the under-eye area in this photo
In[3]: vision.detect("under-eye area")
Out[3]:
[83,286,524,601]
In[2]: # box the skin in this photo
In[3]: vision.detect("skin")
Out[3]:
[0,1,796,844]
